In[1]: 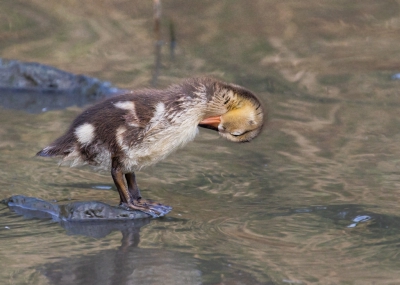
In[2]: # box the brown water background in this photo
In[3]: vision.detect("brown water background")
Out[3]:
[2,1,400,284]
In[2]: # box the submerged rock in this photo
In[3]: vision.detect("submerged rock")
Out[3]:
[2,195,156,221]
[0,59,124,112]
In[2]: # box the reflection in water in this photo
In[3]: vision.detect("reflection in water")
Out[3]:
[3,197,203,284]
[0,88,104,113]
[40,238,203,285]
[11,207,203,285]
[60,219,149,239]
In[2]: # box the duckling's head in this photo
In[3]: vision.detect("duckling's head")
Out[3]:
[219,99,264,142]
[199,81,265,143]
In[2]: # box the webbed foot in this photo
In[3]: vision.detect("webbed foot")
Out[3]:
[111,166,172,218]
[120,199,172,218]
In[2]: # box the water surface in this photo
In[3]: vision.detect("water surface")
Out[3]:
[2,1,400,284]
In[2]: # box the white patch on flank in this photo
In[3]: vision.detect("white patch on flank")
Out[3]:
[75,123,95,145]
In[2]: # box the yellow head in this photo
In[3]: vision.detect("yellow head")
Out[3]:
[219,98,264,142]
[199,82,265,143]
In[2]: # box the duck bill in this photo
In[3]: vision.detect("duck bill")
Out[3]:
[198,116,221,131]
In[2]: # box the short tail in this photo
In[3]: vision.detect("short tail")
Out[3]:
[36,135,75,157]
[36,145,65,157]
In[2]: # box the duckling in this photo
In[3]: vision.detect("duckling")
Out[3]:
[37,77,265,217]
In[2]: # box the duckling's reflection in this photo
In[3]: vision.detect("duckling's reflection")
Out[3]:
[60,218,149,241]
[44,220,203,285]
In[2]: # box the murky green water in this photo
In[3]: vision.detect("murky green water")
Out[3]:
[2,0,400,284]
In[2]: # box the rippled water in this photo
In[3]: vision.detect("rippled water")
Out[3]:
[2,0,400,284]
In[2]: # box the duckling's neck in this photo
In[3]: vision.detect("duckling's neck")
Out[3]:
[180,78,236,118]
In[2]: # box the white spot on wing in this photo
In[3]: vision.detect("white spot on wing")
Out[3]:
[114,101,140,127]
[114,101,135,110]
[75,123,95,145]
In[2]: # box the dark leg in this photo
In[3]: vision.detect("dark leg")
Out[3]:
[111,157,171,218]
[125,172,142,201]
[111,157,133,204]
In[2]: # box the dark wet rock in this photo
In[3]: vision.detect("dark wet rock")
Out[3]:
[60,201,153,220]
[0,58,120,94]
[0,59,125,112]
[2,195,157,221]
